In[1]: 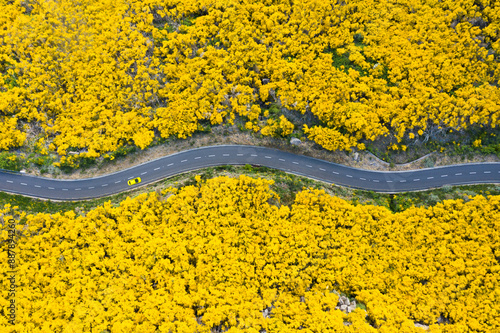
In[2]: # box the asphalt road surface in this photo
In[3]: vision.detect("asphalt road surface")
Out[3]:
[1,145,499,201]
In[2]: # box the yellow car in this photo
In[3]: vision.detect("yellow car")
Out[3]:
[127,177,141,186]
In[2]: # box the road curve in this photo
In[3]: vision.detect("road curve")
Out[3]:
[1,145,499,201]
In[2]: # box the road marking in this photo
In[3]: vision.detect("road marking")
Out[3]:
[237,154,243,156]
[400,180,406,183]
[223,154,230,157]
[115,180,121,183]
[6,180,13,183]
[141,172,147,175]
[386,180,392,183]
[292,161,299,165]
[167,163,174,166]
[251,154,257,157]
[209,155,215,157]
[279,158,286,162]
[427,177,434,180]
[373,180,380,183]
[360,178,366,181]
[332,171,339,175]
[48,187,54,190]
[265,156,272,159]
[181,160,187,163]
[455,173,462,176]
[194,157,201,160]
[128,176,134,179]
[484,171,491,174]
[441,174,448,177]
[34,185,41,188]
[88,187,94,189]
[102,184,108,187]
[75,188,81,191]
[154,167,161,170]
[413,179,420,181]
[346,174,353,178]
[306,164,312,168]
[20,183,27,186]
[62,189,68,191]
[319,168,326,171]
[470,172,476,175]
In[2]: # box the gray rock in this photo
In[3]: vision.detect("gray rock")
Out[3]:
[340,304,348,312]
[414,322,429,330]
[373,63,380,69]
[290,138,302,146]
[353,152,359,161]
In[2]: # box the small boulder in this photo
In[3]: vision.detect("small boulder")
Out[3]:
[290,138,302,146]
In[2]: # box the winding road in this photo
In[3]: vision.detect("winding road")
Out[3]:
[1,145,499,201]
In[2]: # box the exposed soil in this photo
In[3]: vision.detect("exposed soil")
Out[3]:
[23,124,500,179]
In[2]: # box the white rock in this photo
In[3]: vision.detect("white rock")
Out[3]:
[290,138,302,146]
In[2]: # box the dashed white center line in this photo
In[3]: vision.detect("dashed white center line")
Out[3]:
[102,184,108,187]
[455,173,462,176]
[265,156,272,159]
[413,179,420,181]
[279,159,286,162]
[194,157,201,160]
[88,187,94,189]
[319,168,326,171]
[251,154,257,157]
[34,185,41,188]
[386,180,392,183]
[181,160,187,163]
[306,165,312,168]
[470,172,476,175]
[75,188,81,191]
[373,180,380,183]
[128,176,134,179]
[6,180,13,183]
[48,187,55,190]
[427,177,434,180]
[292,162,299,165]
[360,178,366,181]
[223,154,229,157]
[209,155,215,157]
[237,154,244,156]
[332,171,339,175]
[400,180,406,183]
[346,174,352,178]
[167,163,174,166]
[141,172,147,175]
[441,174,448,177]
[154,167,161,170]
[115,180,121,183]
[62,189,68,191]
[484,171,491,174]
[20,183,27,186]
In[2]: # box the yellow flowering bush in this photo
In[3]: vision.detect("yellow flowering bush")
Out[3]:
[1,176,499,331]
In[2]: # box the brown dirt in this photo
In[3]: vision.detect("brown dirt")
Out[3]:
[23,124,500,179]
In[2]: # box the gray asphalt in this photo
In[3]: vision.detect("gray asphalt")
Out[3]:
[1,145,499,201]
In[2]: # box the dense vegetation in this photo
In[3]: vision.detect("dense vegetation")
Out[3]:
[0,0,499,168]
[1,175,499,332]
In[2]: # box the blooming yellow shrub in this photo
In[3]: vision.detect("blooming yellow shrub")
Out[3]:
[1,176,499,331]
[1,0,499,156]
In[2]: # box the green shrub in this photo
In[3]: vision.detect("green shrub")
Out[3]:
[0,152,23,171]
